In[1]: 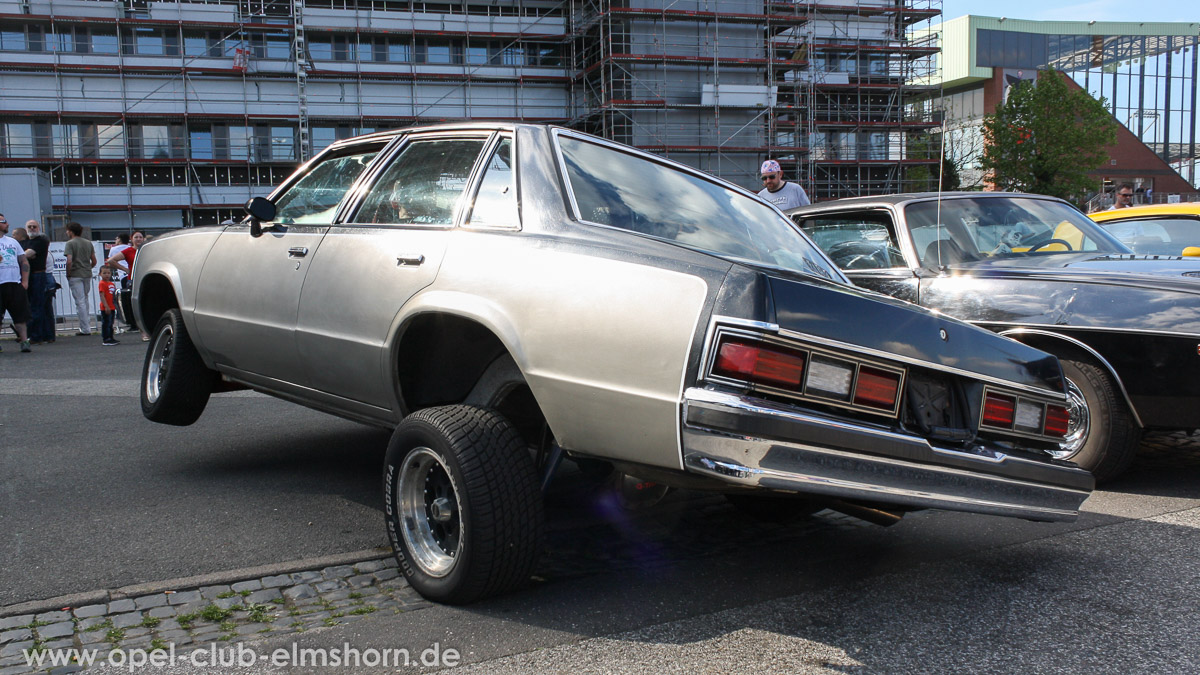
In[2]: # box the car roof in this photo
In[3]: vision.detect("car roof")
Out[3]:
[1090,203,1200,221]
[784,191,1066,214]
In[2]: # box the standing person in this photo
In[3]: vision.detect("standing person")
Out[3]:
[97,265,119,346]
[1110,183,1135,210]
[0,213,33,352]
[21,219,55,344]
[64,221,97,336]
[757,159,810,211]
[105,230,147,340]
[109,233,132,333]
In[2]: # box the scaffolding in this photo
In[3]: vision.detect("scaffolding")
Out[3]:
[569,0,942,196]
[0,0,942,230]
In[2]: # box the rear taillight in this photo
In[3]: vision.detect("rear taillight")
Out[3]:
[1044,404,1070,438]
[982,392,1016,428]
[713,339,806,389]
[981,387,1071,442]
[708,333,904,417]
[853,366,902,411]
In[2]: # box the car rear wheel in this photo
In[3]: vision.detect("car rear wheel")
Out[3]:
[141,308,217,426]
[1050,357,1141,482]
[383,405,544,604]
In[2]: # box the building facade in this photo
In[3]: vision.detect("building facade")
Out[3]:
[928,15,1200,204]
[0,0,941,235]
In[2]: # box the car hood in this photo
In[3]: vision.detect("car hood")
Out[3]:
[766,275,1064,395]
[943,254,1200,294]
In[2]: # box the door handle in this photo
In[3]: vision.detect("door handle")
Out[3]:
[396,254,425,267]
[288,247,309,258]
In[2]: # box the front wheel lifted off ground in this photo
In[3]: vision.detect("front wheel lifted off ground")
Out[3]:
[1050,356,1142,483]
[383,405,544,604]
[141,308,217,426]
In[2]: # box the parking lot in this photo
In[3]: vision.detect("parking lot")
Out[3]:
[3,335,1200,673]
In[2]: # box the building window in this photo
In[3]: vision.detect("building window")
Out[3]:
[420,39,456,64]
[387,38,410,63]
[269,126,296,161]
[312,127,338,152]
[91,30,119,54]
[132,28,165,56]
[190,128,213,159]
[96,124,124,159]
[52,124,80,158]
[0,29,26,51]
[2,123,34,158]
[309,38,332,61]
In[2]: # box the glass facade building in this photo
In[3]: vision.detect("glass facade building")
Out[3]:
[928,16,1200,199]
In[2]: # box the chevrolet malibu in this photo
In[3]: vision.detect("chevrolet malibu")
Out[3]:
[133,125,1091,603]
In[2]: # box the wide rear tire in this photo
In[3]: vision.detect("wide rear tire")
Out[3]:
[383,405,544,604]
[141,309,217,426]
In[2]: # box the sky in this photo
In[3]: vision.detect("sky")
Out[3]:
[941,0,1196,24]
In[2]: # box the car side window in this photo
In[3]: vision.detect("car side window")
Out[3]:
[353,138,488,226]
[272,146,382,225]
[465,137,518,229]
[797,212,906,270]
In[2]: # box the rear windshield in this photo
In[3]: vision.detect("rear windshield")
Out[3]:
[557,135,843,281]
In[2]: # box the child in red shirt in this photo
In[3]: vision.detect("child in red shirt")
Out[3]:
[98,266,119,345]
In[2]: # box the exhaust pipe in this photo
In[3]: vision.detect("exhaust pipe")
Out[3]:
[826,500,905,527]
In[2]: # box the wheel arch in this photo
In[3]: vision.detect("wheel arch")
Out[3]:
[390,298,547,446]
[136,271,182,334]
[999,327,1144,428]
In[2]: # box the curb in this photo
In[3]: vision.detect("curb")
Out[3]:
[0,547,393,618]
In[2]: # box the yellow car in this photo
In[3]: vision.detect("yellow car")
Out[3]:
[1090,204,1200,257]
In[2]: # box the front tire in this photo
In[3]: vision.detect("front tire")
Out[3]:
[141,309,217,426]
[383,405,544,604]
[1051,357,1142,482]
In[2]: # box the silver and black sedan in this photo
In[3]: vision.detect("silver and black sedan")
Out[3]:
[132,130,1091,604]
[788,192,1200,482]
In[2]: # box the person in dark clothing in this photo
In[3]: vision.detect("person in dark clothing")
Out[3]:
[21,219,56,344]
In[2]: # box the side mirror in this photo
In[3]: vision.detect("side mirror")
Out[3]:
[245,197,276,238]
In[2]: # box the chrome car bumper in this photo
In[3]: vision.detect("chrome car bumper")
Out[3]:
[681,388,1093,522]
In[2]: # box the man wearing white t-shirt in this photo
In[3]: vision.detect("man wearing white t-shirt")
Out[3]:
[0,213,32,352]
[756,159,810,211]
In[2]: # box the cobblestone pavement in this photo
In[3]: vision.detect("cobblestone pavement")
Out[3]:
[1139,429,1200,466]
[0,559,427,675]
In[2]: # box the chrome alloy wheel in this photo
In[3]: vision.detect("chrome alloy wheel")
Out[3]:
[397,447,463,577]
[1049,377,1091,460]
[144,323,175,404]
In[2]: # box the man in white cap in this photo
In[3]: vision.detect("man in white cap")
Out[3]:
[756,159,810,211]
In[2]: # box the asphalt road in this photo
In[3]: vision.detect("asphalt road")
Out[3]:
[7,334,1200,673]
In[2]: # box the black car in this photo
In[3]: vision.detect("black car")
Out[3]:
[788,192,1200,482]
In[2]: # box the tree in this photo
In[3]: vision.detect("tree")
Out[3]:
[981,70,1117,201]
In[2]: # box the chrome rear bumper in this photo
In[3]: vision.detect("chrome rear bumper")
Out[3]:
[682,388,1093,522]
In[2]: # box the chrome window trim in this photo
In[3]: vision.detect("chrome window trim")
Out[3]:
[262,137,397,223]
[548,129,848,285]
[461,132,522,232]
[978,385,1067,443]
[702,325,907,419]
[339,130,496,230]
[792,207,915,272]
